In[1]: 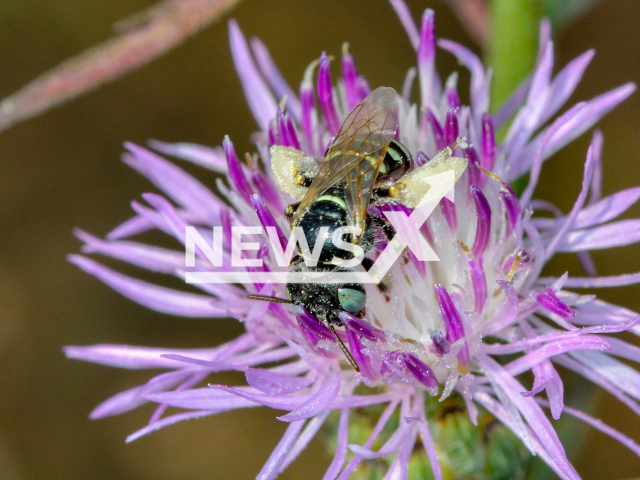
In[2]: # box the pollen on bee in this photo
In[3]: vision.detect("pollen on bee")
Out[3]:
[388,186,398,197]
[294,175,306,186]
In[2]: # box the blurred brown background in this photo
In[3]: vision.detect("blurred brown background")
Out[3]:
[0,0,639,478]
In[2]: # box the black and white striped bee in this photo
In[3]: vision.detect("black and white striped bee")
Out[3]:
[249,87,467,370]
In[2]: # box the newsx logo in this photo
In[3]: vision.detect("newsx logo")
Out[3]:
[184,170,455,285]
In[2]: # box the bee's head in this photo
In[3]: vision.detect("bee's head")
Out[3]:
[286,281,367,324]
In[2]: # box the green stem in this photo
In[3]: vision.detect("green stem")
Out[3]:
[487,0,542,112]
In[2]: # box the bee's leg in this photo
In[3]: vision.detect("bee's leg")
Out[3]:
[294,172,314,188]
[363,256,391,293]
[284,201,300,221]
[361,257,374,271]
[364,216,394,294]
[368,213,396,242]
[371,181,404,203]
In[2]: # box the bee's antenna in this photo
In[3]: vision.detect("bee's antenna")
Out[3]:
[247,294,294,304]
[328,323,360,372]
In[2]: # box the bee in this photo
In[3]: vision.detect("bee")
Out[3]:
[249,87,467,371]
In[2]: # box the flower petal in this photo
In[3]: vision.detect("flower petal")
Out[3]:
[536,399,640,457]
[418,9,439,109]
[540,50,595,126]
[250,37,301,121]
[438,39,488,115]
[551,219,640,252]
[388,0,419,49]
[148,140,227,172]
[571,350,640,401]
[505,336,611,376]
[68,255,229,317]
[64,344,226,369]
[479,355,580,479]
[257,420,306,480]
[126,410,217,443]
[336,400,400,480]
[123,143,222,220]
[533,186,640,231]
[228,20,277,132]
[277,373,341,422]
[106,214,155,240]
[544,138,595,258]
[145,387,261,411]
[483,280,519,335]
[246,368,313,395]
[208,385,308,410]
[281,411,331,474]
[323,408,350,480]
[75,229,184,273]
[417,417,442,480]
[474,391,573,480]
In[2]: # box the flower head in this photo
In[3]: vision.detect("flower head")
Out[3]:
[66,3,640,479]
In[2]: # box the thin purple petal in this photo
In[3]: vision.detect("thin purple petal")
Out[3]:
[425,109,445,150]
[251,194,286,250]
[123,143,221,220]
[478,354,580,480]
[470,186,491,257]
[250,37,301,121]
[505,336,611,376]
[318,52,340,135]
[148,140,227,172]
[418,9,438,109]
[551,219,640,252]
[469,259,487,313]
[388,0,419,49]
[68,255,230,317]
[323,408,350,480]
[403,353,438,388]
[228,20,277,132]
[340,311,386,341]
[444,109,458,146]
[538,399,640,457]
[277,373,340,421]
[75,229,183,273]
[341,44,360,109]
[537,288,576,319]
[435,285,469,364]
[257,420,306,480]
[438,39,488,115]
[484,280,519,335]
[224,136,255,202]
[126,410,217,443]
[481,114,496,170]
[540,50,595,126]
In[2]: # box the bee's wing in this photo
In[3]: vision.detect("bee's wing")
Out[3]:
[291,87,399,231]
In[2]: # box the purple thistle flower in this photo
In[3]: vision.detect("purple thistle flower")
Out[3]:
[66,2,640,479]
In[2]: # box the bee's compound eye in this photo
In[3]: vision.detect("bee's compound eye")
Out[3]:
[338,288,366,313]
